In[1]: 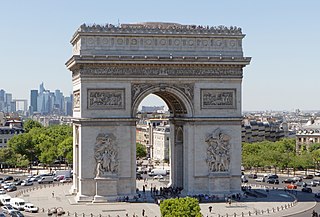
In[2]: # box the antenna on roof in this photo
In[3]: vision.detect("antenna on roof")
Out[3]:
[117,19,120,27]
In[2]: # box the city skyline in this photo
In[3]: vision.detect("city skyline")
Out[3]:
[1,1,320,111]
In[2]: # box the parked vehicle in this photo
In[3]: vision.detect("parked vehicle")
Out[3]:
[9,210,24,217]
[38,176,54,184]
[7,186,17,192]
[255,177,265,182]
[248,174,257,179]
[303,175,314,179]
[306,181,317,187]
[296,181,307,187]
[315,171,320,177]
[1,205,15,214]
[286,184,297,189]
[54,170,72,178]
[153,175,164,180]
[60,178,72,183]
[148,169,167,177]
[3,176,13,181]
[0,189,6,195]
[302,187,312,193]
[282,178,295,184]
[23,203,38,213]
[10,198,25,211]
[267,174,279,179]
[267,178,279,184]
[21,180,33,186]
[0,194,12,205]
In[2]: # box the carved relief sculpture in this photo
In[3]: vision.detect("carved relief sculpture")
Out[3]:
[73,90,80,109]
[201,89,236,109]
[88,89,125,110]
[94,133,119,177]
[205,128,231,173]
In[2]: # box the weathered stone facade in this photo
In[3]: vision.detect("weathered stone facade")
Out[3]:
[66,22,251,202]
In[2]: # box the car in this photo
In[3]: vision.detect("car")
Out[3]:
[6,186,17,192]
[292,176,303,182]
[21,180,33,186]
[54,175,65,181]
[0,189,6,194]
[3,176,13,181]
[60,178,72,183]
[315,192,320,198]
[23,203,38,213]
[315,172,320,177]
[153,175,164,180]
[1,205,16,214]
[9,210,24,217]
[248,174,258,179]
[255,177,265,182]
[267,174,279,179]
[313,180,320,185]
[296,181,307,187]
[282,178,295,184]
[286,184,297,189]
[13,180,23,186]
[306,181,317,187]
[267,178,279,184]
[303,175,314,179]
[302,187,312,193]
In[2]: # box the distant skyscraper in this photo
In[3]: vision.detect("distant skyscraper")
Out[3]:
[30,90,38,114]
[5,93,12,112]
[39,82,45,93]
[0,89,5,112]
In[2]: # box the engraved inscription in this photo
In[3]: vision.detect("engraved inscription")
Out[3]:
[73,90,80,109]
[88,89,125,110]
[201,89,236,109]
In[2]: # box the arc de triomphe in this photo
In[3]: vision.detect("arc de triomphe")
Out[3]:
[66,22,251,202]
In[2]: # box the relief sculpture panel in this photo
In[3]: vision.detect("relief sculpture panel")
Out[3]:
[201,89,236,109]
[87,89,125,110]
[205,128,231,173]
[94,133,119,177]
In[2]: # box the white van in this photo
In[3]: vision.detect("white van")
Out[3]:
[10,198,25,210]
[0,194,11,205]
[38,176,54,184]
[148,169,167,176]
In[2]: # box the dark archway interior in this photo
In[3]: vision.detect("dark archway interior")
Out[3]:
[153,91,188,117]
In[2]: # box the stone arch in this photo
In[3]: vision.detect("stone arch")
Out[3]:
[66,22,251,202]
[131,84,194,117]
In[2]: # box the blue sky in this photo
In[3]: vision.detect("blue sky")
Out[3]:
[1,1,319,111]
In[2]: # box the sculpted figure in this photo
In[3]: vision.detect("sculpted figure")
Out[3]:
[205,129,231,172]
[94,133,119,177]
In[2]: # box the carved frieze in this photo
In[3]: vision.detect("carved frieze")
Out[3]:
[79,66,242,78]
[73,90,80,110]
[205,128,231,173]
[94,133,119,177]
[87,89,125,110]
[201,89,236,109]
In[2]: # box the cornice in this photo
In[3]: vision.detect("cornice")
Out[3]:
[66,55,251,70]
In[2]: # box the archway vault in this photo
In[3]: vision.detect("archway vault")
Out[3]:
[132,83,194,117]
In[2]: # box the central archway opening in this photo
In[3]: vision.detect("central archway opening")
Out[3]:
[134,91,190,199]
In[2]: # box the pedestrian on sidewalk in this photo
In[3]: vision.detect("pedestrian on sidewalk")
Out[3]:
[142,209,145,216]
[52,191,54,198]
[208,206,212,213]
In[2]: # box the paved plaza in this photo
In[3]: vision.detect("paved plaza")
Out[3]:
[10,180,316,217]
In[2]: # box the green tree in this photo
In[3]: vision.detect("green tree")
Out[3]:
[136,143,147,159]
[23,119,43,133]
[160,197,201,217]
[58,136,73,164]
